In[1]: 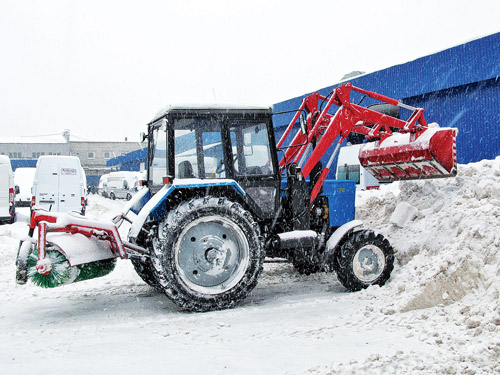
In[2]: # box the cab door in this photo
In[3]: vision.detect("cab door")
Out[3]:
[229,120,280,220]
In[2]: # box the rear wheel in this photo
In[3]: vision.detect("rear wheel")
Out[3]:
[126,193,132,201]
[333,229,394,291]
[110,193,116,200]
[131,257,161,290]
[152,196,264,312]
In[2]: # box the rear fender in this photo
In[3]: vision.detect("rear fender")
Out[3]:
[128,179,246,241]
[323,220,363,260]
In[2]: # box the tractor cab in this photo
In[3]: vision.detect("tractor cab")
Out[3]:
[146,105,281,220]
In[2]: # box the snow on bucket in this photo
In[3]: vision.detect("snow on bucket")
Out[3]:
[358,126,458,182]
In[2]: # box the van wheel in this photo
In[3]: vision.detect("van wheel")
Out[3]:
[126,193,132,201]
[110,193,116,200]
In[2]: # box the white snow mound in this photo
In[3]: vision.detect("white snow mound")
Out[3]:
[357,156,500,314]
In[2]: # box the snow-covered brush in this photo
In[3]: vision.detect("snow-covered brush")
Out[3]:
[16,195,146,288]
[26,244,117,288]
[27,246,79,288]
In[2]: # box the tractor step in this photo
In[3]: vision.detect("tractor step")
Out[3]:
[358,127,458,182]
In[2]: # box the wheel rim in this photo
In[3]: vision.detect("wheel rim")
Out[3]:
[352,245,386,283]
[174,215,250,294]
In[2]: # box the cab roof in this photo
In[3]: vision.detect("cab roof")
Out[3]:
[149,104,273,125]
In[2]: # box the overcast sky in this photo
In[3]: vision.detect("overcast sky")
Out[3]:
[1,0,499,142]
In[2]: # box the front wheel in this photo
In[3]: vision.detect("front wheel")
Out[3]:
[333,229,394,291]
[152,196,264,312]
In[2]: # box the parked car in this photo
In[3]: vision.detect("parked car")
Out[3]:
[14,167,36,207]
[104,171,143,200]
[32,156,87,215]
[0,155,16,224]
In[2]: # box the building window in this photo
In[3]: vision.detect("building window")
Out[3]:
[103,152,111,159]
[88,152,95,159]
[32,152,44,158]
[70,152,79,156]
[9,152,22,158]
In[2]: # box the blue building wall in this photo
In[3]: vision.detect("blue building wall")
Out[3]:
[273,32,500,165]
[107,147,147,171]
[11,159,37,171]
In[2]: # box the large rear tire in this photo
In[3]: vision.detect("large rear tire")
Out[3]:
[152,196,264,312]
[131,257,161,290]
[333,229,394,291]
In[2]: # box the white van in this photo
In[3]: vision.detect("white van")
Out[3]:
[0,155,16,224]
[104,171,143,200]
[14,167,36,207]
[32,156,87,215]
[336,143,380,191]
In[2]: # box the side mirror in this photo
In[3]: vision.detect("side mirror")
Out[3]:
[299,112,307,135]
[140,132,148,142]
[15,185,20,194]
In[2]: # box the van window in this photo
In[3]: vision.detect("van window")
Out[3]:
[337,164,361,184]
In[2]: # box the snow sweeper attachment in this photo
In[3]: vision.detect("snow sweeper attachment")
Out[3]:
[16,205,148,288]
[277,83,458,197]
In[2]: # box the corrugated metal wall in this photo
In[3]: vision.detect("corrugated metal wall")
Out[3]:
[273,32,500,165]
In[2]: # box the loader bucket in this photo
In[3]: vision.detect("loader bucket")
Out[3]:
[358,127,458,182]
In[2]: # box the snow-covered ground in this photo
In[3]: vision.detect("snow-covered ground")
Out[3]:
[1,159,499,374]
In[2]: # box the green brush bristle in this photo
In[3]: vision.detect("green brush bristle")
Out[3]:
[27,247,79,288]
[75,258,116,282]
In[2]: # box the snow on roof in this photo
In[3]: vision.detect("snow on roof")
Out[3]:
[150,103,273,123]
[0,135,67,144]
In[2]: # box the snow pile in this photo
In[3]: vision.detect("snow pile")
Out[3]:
[342,157,500,373]
[356,157,500,312]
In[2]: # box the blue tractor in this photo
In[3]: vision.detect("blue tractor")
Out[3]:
[125,102,394,311]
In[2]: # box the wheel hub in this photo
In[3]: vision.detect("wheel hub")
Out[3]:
[352,245,386,283]
[175,216,249,294]
[191,235,228,273]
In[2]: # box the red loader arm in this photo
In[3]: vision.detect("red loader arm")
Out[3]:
[277,82,458,204]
